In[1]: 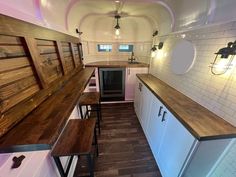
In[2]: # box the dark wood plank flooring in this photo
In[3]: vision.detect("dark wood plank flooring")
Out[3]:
[83,103,162,177]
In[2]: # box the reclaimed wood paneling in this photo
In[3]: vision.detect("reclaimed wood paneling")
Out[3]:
[0,35,41,113]
[73,43,82,67]
[0,14,83,139]
[36,39,63,84]
[61,42,75,73]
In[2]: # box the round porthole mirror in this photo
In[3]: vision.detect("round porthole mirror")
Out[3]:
[170,39,196,74]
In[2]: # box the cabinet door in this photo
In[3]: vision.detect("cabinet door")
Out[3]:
[157,113,196,177]
[134,78,142,119]
[125,67,148,101]
[140,84,153,134]
[146,97,167,161]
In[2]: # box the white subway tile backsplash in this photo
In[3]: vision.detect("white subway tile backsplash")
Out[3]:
[150,20,236,177]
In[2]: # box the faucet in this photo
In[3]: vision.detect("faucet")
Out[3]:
[128,52,136,63]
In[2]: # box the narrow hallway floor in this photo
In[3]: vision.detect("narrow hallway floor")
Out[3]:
[93,103,162,177]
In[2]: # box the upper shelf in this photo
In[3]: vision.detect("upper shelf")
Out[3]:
[0,68,95,153]
[137,74,236,141]
[85,61,149,68]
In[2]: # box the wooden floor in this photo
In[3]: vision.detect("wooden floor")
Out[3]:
[91,103,162,177]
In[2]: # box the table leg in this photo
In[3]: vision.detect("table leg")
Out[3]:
[94,127,99,157]
[79,105,84,119]
[53,157,66,177]
[87,154,94,177]
[96,104,101,135]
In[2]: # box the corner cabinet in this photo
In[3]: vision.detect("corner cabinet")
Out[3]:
[134,78,234,177]
[125,67,148,101]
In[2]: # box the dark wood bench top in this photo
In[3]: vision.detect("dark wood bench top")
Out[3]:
[51,119,96,157]
[78,92,100,105]
[137,74,236,141]
[0,68,95,153]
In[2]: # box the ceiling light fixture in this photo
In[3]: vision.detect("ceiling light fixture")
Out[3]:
[210,41,236,75]
[114,15,121,36]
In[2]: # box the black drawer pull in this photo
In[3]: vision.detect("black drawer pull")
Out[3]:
[161,111,167,122]
[158,106,163,117]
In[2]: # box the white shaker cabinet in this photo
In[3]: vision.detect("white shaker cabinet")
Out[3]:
[134,76,234,177]
[146,97,168,161]
[125,67,148,101]
[157,112,196,177]
[134,78,142,119]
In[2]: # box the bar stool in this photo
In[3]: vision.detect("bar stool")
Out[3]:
[78,92,102,134]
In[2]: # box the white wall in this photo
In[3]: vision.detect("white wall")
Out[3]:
[149,20,236,177]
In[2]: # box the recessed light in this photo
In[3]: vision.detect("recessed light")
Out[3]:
[115,1,120,3]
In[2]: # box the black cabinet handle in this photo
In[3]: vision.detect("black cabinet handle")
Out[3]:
[11,155,25,169]
[139,83,142,92]
[158,106,163,117]
[161,111,167,122]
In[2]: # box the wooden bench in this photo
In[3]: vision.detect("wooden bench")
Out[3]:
[51,119,98,177]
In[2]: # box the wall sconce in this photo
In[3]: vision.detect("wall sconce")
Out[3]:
[210,41,236,75]
[151,42,164,58]
[76,28,83,35]
[152,30,158,37]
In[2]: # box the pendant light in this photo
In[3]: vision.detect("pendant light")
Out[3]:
[114,15,121,36]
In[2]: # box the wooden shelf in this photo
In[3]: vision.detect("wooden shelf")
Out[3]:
[0,68,95,153]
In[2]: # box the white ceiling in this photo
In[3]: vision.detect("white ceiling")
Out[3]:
[0,0,236,40]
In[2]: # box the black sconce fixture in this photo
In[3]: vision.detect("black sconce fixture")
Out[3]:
[210,41,236,75]
[151,42,164,58]
[76,28,83,35]
[114,15,121,36]
[152,30,158,37]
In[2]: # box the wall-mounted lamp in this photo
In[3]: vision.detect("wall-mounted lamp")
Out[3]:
[152,30,158,37]
[114,15,121,36]
[151,42,164,58]
[76,28,83,35]
[210,41,236,75]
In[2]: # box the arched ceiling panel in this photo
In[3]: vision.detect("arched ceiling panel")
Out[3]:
[67,0,174,40]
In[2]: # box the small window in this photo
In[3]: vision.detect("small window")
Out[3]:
[97,44,112,52]
[119,44,133,52]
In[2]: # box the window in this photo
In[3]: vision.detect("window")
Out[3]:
[97,44,112,52]
[119,44,133,52]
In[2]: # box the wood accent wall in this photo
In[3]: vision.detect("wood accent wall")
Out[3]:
[0,15,83,138]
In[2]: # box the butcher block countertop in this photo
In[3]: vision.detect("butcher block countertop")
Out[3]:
[137,74,236,141]
[0,68,95,153]
[85,61,149,68]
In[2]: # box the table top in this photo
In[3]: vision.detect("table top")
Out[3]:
[85,61,149,68]
[79,92,100,105]
[51,119,96,157]
[137,74,236,141]
[0,68,95,153]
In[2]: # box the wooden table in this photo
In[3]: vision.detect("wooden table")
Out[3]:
[51,119,98,177]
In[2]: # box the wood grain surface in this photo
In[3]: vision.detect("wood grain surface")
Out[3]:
[137,74,236,140]
[0,14,83,139]
[51,119,96,156]
[0,68,95,152]
[85,61,149,68]
[74,103,161,177]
